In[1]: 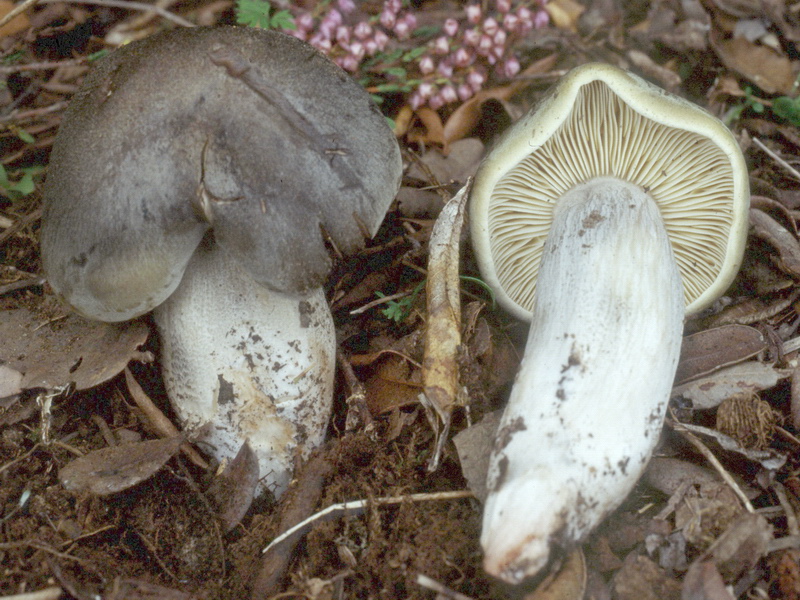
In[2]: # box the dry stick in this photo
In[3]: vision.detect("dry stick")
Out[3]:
[249,449,334,600]
[0,276,46,296]
[416,574,476,600]
[0,0,38,31]
[123,368,209,469]
[753,137,800,182]
[0,587,63,600]
[774,481,800,537]
[0,59,87,75]
[262,489,474,554]
[670,421,755,513]
[36,0,196,27]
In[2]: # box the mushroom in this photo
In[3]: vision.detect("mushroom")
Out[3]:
[469,63,749,582]
[40,26,402,496]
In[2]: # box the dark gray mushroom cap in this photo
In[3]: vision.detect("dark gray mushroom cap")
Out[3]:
[41,26,402,322]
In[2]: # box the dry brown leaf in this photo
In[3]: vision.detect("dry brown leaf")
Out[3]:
[675,324,767,384]
[710,29,800,95]
[106,578,199,600]
[59,436,183,496]
[673,361,788,410]
[205,442,259,532]
[682,561,735,600]
[406,106,446,149]
[422,185,468,423]
[124,368,209,469]
[612,555,682,600]
[452,410,502,503]
[0,308,149,395]
[443,54,558,144]
[697,513,773,582]
[363,354,422,415]
[544,0,585,32]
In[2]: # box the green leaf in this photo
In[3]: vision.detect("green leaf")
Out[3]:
[773,96,800,126]
[412,25,441,38]
[16,129,34,144]
[270,9,296,30]
[381,66,407,79]
[236,0,273,28]
[402,46,428,62]
[88,49,110,61]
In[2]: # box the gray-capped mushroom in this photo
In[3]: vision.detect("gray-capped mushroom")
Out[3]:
[470,63,749,582]
[41,26,402,496]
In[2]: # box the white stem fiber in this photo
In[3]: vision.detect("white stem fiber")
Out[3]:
[481,177,684,583]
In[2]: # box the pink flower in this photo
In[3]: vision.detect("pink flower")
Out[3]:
[385,0,402,14]
[417,82,435,98]
[349,41,366,61]
[354,21,373,40]
[364,39,379,55]
[443,18,459,37]
[374,30,390,51]
[433,36,450,55]
[409,91,425,110]
[467,69,486,91]
[419,55,436,74]
[394,20,411,39]
[493,29,507,47]
[457,83,474,101]
[496,0,511,12]
[288,28,307,41]
[453,47,473,67]
[440,85,458,103]
[501,56,520,77]
[476,34,493,56]
[323,8,343,27]
[502,13,519,31]
[482,17,499,36]
[534,9,549,28]
[463,28,481,46]
[336,25,351,45]
[340,55,361,72]
[309,33,332,52]
[465,4,482,24]
[429,93,445,110]
[296,13,315,31]
[337,0,356,14]
[436,59,453,78]
[380,9,396,29]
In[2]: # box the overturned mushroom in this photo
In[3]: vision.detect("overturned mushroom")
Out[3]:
[41,26,402,496]
[469,63,749,582]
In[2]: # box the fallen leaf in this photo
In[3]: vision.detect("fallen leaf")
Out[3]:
[544,0,585,32]
[206,442,259,532]
[697,513,773,582]
[406,138,485,186]
[675,325,767,384]
[672,361,789,410]
[672,421,786,470]
[452,410,502,503]
[682,561,735,600]
[0,308,149,393]
[59,436,183,496]
[422,184,468,467]
[710,28,800,95]
[106,578,199,600]
[611,554,681,600]
[443,54,558,144]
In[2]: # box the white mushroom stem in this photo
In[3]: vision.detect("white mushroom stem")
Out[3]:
[481,177,684,583]
[153,240,335,497]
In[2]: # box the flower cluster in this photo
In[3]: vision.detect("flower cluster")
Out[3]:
[282,0,550,110]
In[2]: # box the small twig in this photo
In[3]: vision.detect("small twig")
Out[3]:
[0,276,46,296]
[0,208,43,246]
[753,137,800,182]
[0,59,87,75]
[0,102,68,125]
[0,0,38,31]
[337,350,374,432]
[350,290,411,315]
[415,573,476,600]
[0,586,63,600]
[262,489,474,554]
[37,0,196,27]
[670,420,755,513]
